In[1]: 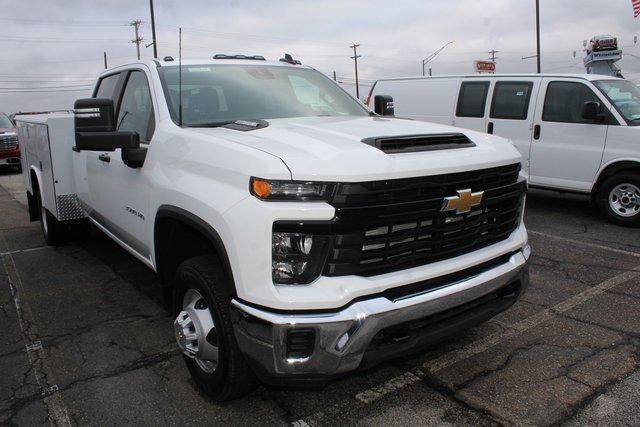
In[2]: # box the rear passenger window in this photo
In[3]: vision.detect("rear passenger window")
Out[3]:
[542,81,604,124]
[490,81,533,120]
[456,82,490,118]
[94,73,120,99]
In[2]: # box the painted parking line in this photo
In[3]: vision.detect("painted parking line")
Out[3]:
[528,230,640,258]
[1,233,72,426]
[354,266,640,405]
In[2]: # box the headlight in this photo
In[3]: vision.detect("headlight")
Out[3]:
[272,231,331,284]
[251,177,336,201]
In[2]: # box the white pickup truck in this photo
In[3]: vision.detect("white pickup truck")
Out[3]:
[16,55,530,400]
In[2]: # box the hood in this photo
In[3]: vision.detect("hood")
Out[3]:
[187,116,522,181]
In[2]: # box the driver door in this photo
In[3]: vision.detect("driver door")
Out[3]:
[86,69,155,261]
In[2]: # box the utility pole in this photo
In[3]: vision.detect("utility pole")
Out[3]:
[149,0,158,58]
[333,71,337,81]
[488,49,499,62]
[103,51,108,69]
[350,43,361,99]
[535,0,541,73]
[130,20,144,60]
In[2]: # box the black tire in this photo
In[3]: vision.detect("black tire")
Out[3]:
[595,172,640,227]
[67,218,91,241]
[173,254,257,401]
[35,187,65,245]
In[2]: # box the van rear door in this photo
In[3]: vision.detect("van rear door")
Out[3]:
[453,79,492,132]
[486,78,540,174]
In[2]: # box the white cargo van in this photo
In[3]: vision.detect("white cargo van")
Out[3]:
[368,74,640,226]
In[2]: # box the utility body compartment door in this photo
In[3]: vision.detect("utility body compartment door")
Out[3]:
[529,78,611,192]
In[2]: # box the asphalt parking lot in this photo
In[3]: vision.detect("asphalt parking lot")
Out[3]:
[0,170,638,426]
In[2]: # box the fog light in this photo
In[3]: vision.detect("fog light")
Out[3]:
[272,232,330,284]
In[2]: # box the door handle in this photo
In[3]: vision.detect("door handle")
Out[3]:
[98,153,111,163]
[533,124,541,140]
[487,122,494,134]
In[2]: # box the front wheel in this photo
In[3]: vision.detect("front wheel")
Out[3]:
[596,172,640,227]
[173,255,257,401]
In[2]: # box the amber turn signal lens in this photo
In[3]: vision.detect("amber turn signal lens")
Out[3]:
[251,179,271,199]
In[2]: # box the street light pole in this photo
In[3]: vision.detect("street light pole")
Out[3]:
[422,41,455,76]
[149,0,158,58]
[535,0,541,73]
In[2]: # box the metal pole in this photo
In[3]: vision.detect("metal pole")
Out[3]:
[333,71,336,81]
[103,51,108,69]
[422,60,425,76]
[350,43,361,99]
[149,0,158,58]
[429,68,432,76]
[535,0,541,73]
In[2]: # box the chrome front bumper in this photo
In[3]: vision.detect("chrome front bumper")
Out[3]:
[231,248,530,380]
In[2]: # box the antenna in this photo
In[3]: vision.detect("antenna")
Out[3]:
[178,27,183,127]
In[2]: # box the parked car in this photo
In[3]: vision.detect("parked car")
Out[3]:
[16,56,529,400]
[0,112,21,172]
[368,74,640,226]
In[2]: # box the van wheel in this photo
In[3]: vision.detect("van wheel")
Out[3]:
[596,172,640,227]
[36,188,64,245]
[173,254,257,401]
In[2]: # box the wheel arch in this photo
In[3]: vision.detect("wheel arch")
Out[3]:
[592,159,640,195]
[27,166,43,221]
[153,205,237,306]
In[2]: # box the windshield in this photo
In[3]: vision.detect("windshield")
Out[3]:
[0,114,13,128]
[594,79,640,124]
[158,64,368,126]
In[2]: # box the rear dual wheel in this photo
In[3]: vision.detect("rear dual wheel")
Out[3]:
[35,187,90,245]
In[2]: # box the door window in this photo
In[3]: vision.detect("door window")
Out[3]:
[116,71,155,142]
[542,81,606,124]
[490,81,533,120]
[456,81,490,118]
[94,73,120,99]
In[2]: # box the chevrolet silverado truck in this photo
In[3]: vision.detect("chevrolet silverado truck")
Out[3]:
[16,55,530,400]
[0,112,21,171]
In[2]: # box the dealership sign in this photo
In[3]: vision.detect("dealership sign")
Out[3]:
[474,60,496,73]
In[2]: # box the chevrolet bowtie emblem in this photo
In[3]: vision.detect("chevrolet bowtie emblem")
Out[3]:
[441,189,484,214]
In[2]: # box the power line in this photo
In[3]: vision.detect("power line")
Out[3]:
[488,49,499,62]
[0,84,93,90]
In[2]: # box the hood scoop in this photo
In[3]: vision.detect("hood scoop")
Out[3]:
[362,133,475,154]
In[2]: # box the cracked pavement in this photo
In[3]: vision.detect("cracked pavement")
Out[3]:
[0,170,638,426]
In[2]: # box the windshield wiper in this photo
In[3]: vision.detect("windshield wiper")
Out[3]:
[184,120,236,128]
[184,119,269,131]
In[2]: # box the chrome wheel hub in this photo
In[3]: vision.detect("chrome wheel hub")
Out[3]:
[174,289,219,373]
[609,183,640,218]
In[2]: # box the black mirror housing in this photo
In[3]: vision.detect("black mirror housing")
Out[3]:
[374,95,395,116]
[581,101,603,121]
[74,98,116,133]
[75,131,140,152]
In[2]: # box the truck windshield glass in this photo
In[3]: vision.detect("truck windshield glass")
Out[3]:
[0,115,13,128]
[158,64,368,126]
[594,79,640,124]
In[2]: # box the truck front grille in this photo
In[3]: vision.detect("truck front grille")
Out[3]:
[324,163,525,276]
[0,135,18,151]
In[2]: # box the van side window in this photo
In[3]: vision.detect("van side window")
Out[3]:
[456,82,490,118]
[543,81,605,124]
[116,71,155,142]
[490,81,533,120]
[94,73,120,99]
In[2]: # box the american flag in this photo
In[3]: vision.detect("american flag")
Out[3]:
[633,0,640,17]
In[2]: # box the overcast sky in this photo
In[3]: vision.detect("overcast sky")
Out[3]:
[2,0,640,112]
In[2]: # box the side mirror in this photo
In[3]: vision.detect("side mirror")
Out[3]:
[73,97,140,151]
[581,101,604,122]
[374,95,395,116]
